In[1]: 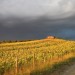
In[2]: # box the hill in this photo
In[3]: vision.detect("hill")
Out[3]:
[0,38,75,75]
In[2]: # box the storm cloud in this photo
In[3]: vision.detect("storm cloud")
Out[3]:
[0,0,75,40]
[0,0,75,19]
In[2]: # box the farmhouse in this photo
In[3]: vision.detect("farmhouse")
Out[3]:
[46,36,55,39]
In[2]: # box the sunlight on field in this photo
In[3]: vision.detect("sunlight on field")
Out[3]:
[0,38,75,75]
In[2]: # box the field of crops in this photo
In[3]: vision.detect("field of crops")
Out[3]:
[0,38,75,75]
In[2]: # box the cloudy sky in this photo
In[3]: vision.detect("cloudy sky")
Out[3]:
[0,0,75,40]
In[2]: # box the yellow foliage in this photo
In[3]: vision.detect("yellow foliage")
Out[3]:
[0,38,75,75]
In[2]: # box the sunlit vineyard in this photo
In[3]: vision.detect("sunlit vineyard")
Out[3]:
[0,38,75,75]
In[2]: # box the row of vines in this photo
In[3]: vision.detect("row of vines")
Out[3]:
[0,39,75,75]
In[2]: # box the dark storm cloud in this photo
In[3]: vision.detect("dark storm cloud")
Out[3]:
[0,16,75,40]
[0,0,75,40]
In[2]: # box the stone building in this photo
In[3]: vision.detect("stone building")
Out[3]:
[46,36,55,39]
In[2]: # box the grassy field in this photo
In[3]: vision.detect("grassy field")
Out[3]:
[0,38,75,75]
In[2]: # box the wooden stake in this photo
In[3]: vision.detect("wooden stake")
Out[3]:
[43,52,45,63]
[33,52,35,69]
[15,56,18,75]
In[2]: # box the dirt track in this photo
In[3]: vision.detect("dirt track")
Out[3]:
[62,64,75,75]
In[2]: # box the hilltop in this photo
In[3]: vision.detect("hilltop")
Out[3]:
[0,37,75,75]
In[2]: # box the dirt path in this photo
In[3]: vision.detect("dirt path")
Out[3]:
[62,64,75,75]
